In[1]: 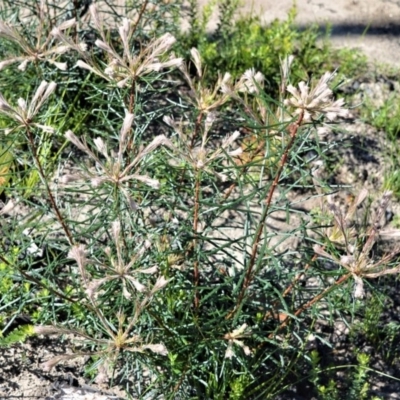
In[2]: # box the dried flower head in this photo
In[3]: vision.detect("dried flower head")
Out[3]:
[180,50,265,117]
[284,71,349,122]
[68,220,168,302]
[0,80,56,132]
[67,244,89,284]
[35,318,168,381]
[220,68,268,125]
[63,113,169,206]
[280,55,295,94]
[64,5,182,87]
[314,190,400,299]
[224,323,251,359]
[163,115,241,180]
[179,48,234,112]
[236,68,265,94]
[151,275,170,294]
[323,188,369,248]
[0,199,15,215]
[0,17,77,71]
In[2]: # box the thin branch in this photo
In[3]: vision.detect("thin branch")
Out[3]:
[228,110,304,319]
[269,272,352,337]
[131,0,149,37]
[26,127,74,245]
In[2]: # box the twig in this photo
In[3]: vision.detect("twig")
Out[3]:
[0,254,78,306]
[268,272,352,337]
[193,169,201,308]
[26,127,74,245]
[228,111,304,319]
[131,0,149,37]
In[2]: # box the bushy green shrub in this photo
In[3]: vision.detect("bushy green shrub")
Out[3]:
[178,3,368,91]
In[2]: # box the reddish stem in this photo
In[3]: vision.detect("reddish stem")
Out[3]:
[26,128,74,245]
[264,252,319,321]
[186,112,205,308]
[228,111,304,319]
[269,272,352,337]
[125,79,137,168]
[131,0,149,37]
[193,170,201,308]
[190,111,204,149]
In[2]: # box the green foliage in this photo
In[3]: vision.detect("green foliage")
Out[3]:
[358,86,400,198]
[384,169,400,199]
[359,83,400,199]
[353,292,386,342]
[351,291,400,364]
[0,325,35,347]
[0,0,395,399]
[177,4,367,92]
[359,86,400,198]
[0,247,19,297]
[317,379,339,400]
[0,143,13,194]
[363,93,400,140]
[179,6,299,86]
[349,353,371,400]
[228,373,252,400]
[333,47,369,78]
[308,348,374,400]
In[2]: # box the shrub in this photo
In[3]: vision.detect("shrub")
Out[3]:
[0,1,396,399]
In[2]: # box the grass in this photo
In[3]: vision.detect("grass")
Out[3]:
[0,1,399,399]
[359,75,400,199]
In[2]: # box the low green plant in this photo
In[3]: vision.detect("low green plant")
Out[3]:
[349,353,371,400]
[0,142,13,194]
[307,347,381,400]
[333,85,400,207]
[350,289,400,365]
[178,3,368,90]
[384,169,400,199]
[360,89,400,198]
[0,325,35,347]
[362,93,400,140]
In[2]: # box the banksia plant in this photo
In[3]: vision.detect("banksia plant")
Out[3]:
[1,1,399,398]
[62,113,169,208]
[0,16,77,71]
[284,71,349,122]
[314,190,400,299]
[0,80,56,132]
[53,4,182,89]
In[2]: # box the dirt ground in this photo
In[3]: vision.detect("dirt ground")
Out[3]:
[2,1,400,399]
